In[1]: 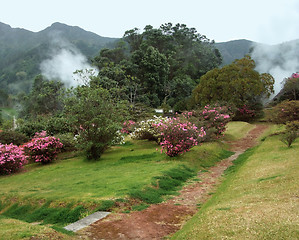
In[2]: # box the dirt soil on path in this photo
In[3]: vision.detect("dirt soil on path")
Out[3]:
[79,124,268,240]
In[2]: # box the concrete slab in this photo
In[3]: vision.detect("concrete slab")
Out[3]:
[64,211,110,232]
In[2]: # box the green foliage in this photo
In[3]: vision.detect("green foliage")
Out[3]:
[97,200,116,211]
[266,100,299,124]
[92,23,222,109]
[45,115,73,135]
[0,130,29,145]
[19,75,65,118]
[16,116,46,137]
[274,74,299,103]
[192,56,274,109]
[54,133,78,152]
[280,131,298,148]
[64,86,128,160]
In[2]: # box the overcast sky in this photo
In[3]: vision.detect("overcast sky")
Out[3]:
[0,0,298,45]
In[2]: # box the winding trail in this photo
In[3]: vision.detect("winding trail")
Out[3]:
[79,124,268,240]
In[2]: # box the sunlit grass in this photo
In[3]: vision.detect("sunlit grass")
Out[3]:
[172,125,299,240]
[0,215,73,240]
[224,121,255,141]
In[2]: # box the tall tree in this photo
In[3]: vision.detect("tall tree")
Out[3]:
[92,23,222,110]
[192,56,274,108]
[19,75,65,118]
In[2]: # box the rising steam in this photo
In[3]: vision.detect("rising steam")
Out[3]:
[40,33,96,87]
[251,41,299,98]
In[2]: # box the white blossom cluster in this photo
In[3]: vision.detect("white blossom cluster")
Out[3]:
[130,115,169,140]
[111,130,126,145]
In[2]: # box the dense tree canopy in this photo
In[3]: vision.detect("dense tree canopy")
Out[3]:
[192,56,274,108]
[92,23,222,110]
[19,75,65,118]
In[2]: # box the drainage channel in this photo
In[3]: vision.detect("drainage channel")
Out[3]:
[64,211,110,232]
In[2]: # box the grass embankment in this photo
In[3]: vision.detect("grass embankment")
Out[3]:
[0,128,234,239]
[224,121,255,141]
[172,125,299,240]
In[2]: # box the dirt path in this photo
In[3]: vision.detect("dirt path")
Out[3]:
[79,124,268,240]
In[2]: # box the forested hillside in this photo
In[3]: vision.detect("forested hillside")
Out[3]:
[0,22,117,96]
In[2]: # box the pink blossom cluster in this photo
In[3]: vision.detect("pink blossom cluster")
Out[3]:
[23,136,63,164]
[0,143,28,175]
[33,130,47,138]
[153,117,206,157]
[291,72,299,78]
[199,105,231,138]
[237,104,255,118]
[121,120,136,134]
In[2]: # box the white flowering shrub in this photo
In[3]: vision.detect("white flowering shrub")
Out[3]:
[130,116,169,142]
[111,130,126,145]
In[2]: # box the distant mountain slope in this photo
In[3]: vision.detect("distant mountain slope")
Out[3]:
[0,22,117,94]
[215,39,254,65]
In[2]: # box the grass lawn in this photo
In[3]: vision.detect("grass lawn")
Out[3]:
[0,125,234,239]
[172,125,299,239]
[0,121,259,239]
[224,121,255,141]
[0,215,73,240]
[0,140,229,205]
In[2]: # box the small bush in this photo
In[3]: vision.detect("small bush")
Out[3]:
[17,118,46,138]
[121,120,136,134]
[130,116,169,143]
[0,143,28,175]
[266,100,299,124]
[195,104,231,141]
[154,116,205,157]
[23,136,63,164]
[0,130,29,146]
[280,131,298,148]
[54,133,78,152]
[45,115,73,135]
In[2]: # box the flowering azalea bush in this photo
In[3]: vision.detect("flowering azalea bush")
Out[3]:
[33,130,47,138]
[267,100,299,124]
[0,143,28,175]
[130,116,169,142]
[190,105,231,141]
[234,104,256,121]
[111,130,126,145]
[153,116,206,157]
[121,120,136,134]
[23,136,63,164]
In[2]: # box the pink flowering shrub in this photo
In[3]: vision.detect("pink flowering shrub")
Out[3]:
[120,120,136,134]
[193,105,231,141]
[234,104,256,121]
[23,136,63,164]
[33,130,47,138]
[153,116,206,157]
[0,143,28,175]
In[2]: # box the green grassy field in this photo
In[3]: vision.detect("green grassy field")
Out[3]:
[0,125,235,239]
[172,125,299,239]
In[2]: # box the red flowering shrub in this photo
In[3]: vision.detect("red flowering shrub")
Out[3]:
[153,116,206,157]
[23,136,63,164]
[0,143,28,175]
